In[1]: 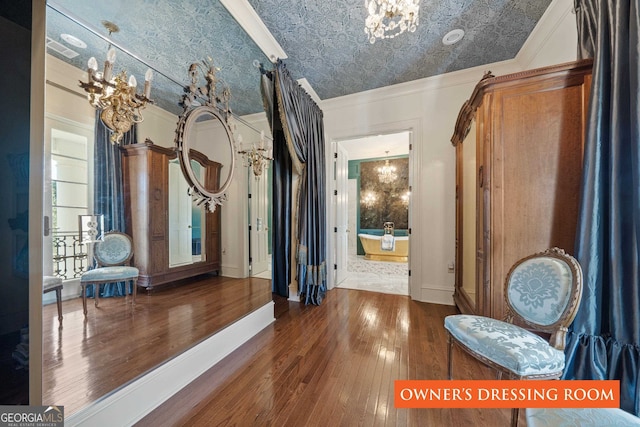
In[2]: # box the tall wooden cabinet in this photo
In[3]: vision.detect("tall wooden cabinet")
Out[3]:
[122,140,221,291]
[451,59,593,320]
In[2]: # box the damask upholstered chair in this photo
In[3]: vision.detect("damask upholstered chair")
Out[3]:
[444,247,583,427]
[80,231,139,317]
[43,276,64,325]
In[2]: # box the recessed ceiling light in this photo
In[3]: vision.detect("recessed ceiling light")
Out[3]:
[442,29,465,46]
[61,33,87,49]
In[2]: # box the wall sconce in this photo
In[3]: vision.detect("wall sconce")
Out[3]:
[79,214,104,243]
[79,214,104,270]
[237,131,273,178]
[79,44,153,144]
[401,191,411,208]
[361,191,377,208]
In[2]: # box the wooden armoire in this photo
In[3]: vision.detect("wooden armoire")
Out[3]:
[451,59,593,320]
[121,140,221,291]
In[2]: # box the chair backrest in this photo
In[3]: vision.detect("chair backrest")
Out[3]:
[94,231,134,267]
[504,247,583,350]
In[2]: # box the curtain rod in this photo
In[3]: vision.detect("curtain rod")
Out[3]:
[46,1,271,140]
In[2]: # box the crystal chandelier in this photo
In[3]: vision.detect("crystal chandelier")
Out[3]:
[79,24,153,144]
[361,191,377,208]
[377,151,398,184]
[365,0,420,44]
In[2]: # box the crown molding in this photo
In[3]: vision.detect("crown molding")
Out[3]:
[297,78,322,106]
[321,58,520,111]
[219,0,287,62]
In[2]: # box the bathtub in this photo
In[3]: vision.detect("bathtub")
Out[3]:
[358,234,409,263]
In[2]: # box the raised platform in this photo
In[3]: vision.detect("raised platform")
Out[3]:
[42,275,274,421]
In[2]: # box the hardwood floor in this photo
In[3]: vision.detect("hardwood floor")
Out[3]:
[138,288,519,427]
[42,275,272,415]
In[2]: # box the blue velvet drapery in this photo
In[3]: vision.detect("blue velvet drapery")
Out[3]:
[86,114,137,298]
[265,60,326,304]
[262,70,293,297]
[562,0,640,416]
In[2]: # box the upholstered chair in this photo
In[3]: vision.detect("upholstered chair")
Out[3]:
[444,247,583,427]
[43,275,64,325]
[80,231,139,317]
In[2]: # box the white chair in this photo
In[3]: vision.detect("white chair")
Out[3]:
[80,231,139,317]
[43,275,63,325]
[444,247,583,427]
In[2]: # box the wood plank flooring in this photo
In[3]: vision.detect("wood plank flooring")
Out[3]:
[42,275,272,415]
[138,288,519,427]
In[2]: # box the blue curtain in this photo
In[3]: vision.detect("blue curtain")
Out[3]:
[563,0,640,416]
[271,60,327,305]
[86,113,137,298]
[262,70,293,297]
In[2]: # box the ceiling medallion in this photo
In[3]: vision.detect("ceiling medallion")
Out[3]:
[365,0,420,44]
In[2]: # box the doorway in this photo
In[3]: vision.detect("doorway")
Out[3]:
[248,165,272,280]
[333,131,411,296]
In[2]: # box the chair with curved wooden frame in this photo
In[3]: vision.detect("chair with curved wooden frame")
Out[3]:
[80,231,139,317]
[444,247,583,427]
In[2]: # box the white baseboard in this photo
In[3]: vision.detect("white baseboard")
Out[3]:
[420,286,454,306]
[65,301,275,427]
[288,285,300,302]
[221,264,246,278]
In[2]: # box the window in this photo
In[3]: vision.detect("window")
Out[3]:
[50,128,89,278]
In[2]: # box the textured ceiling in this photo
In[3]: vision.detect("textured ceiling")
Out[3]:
[46,0,553,116]
[249,0,553,99]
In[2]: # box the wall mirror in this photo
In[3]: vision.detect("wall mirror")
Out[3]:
[43,0,270,417]
[176,104,236,212]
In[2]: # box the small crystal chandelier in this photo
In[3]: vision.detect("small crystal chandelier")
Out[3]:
[361,191,377,208]
[365,0,420,44]
[79,22,153,144]
[377,151,398,184]
[237,131,273,178]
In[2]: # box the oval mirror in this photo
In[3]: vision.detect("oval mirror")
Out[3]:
[176,105,235,211]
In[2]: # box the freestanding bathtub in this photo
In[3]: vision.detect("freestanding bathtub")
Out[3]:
[358,234,409,263]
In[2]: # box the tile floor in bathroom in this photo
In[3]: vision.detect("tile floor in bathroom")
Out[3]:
[337,255,409,296]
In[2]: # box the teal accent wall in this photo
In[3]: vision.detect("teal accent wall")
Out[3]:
[349,155,409,255]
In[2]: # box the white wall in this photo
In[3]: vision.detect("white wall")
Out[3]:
[322,0,579,305]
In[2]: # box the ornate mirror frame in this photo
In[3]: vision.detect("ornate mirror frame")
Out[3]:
[174,59,236,212]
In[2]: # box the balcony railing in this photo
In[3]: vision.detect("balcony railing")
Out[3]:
[52,232,88,279]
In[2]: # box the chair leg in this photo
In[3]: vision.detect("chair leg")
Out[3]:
[81,284,88,317]
[55,288,63,325]
[511,407,519,427]
[447,333,454,380]
[94,284,100,307]
[132,279,137,305]
[496,370,503,380]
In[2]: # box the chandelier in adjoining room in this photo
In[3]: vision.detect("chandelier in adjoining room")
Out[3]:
[365,0,420,44]
[377,151,398,184]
